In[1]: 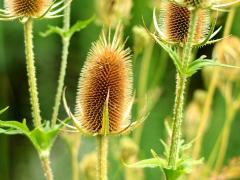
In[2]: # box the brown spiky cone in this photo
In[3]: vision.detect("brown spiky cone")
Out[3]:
[157,1,210,44]
[4,0,51,17]
[75,27,133,134]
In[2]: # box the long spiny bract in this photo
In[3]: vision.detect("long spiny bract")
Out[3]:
[75,29,133,134]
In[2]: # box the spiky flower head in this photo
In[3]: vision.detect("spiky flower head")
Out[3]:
[4,0,51,17]
[67,26,141,136]
[154,1,210,45]
[0,0,70,21]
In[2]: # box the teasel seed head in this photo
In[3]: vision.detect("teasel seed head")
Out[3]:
[154,1,210,45]
[1,0,70,21]
[213,36,240,82]
[4,0,51,17]
[95,0,132,28]
[75,26,133,135]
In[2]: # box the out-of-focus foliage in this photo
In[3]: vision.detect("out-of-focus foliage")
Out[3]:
[0,0,240,179]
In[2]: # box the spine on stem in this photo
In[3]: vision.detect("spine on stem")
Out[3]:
[40,152,54,180]
[24,19,41,127]
[97,135,108,180]
[51,0,71,126]
[168,9,198,168]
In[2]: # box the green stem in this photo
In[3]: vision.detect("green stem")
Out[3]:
[168,9,198,168]
[70,139,80,180]
[214,104,236,172]
[133,38,154,144]
[97,135,108,180]
[40,153,54,180]
[168,74,188,168]
[24,19,41,127]
[51,0,71,126]
[191,69,219,160]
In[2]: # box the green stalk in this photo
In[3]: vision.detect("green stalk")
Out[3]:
[51,0,71,126]
[133,38,154,144]
[214,105,236,171]
[23,19,41,127]
[70,139,80,180]
[97,135,108,180]
[40,152,54,180]
[168,9,198,168]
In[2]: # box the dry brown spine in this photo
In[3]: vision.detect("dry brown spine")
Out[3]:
[5,0,50,17]
[75,29,132,134]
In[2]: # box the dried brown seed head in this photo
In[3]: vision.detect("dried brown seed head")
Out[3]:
[157,1,210,44]
[76,29,132,134]
[213,36,240,82]
[95,0,132,28]
[5,0,51,17]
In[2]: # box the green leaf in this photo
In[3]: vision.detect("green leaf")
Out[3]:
[0,107,9,115]
[40,26,64,38]
[40,16,95,38]
[126,158,165,168]
[66,16,95,37]
[29,127,59,152]
[150,33,183,74]
[186,56,240,77]
[0,119,62,153]
[0,127,22,135]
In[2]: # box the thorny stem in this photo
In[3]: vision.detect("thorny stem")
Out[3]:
[97,135,108,180]
[24,19,42,127]
[51,0,71,126]
[168,9,198,168]
[40,153,54,180]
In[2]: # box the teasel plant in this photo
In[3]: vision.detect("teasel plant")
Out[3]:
[63,26,147,180]
[0,0,93,180]
[127,0,240,179]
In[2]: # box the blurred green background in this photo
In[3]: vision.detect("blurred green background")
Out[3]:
[0,0,240,179]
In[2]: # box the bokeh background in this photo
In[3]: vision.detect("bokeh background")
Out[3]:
[0,0,240,179]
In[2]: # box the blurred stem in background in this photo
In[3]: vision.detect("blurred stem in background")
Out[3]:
[51,0,71,127]
[0,23,9,180]
[214,87,240,172]
[133,30,154,145]
[61,132,81,180]
[191,69,219,160]
[133,23,168,145]
[191,8,237,178]
[168,10,198,168]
